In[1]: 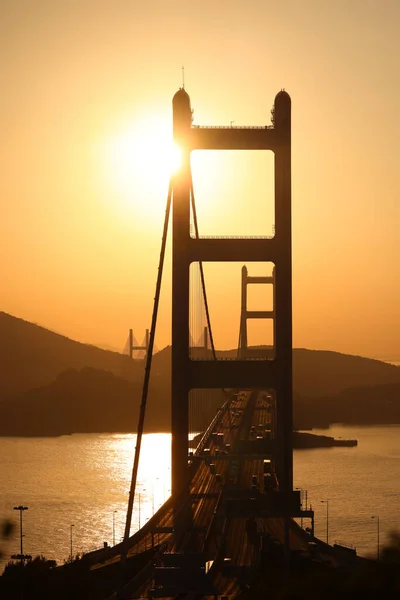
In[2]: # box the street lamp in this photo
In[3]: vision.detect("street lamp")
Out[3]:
[70,524,75,562]
[113,510,117,546]
[371,515,380,561]
[13,505,28,563]
[321,500,329,544]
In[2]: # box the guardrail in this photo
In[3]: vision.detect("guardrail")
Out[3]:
[192,125,274,130]
[192,356,272,361]
[189,234,275,239]
[195,394,232,456]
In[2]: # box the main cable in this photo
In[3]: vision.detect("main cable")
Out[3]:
[123,179,173,550]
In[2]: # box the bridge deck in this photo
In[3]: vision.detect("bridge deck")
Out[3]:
[90,390,321,599]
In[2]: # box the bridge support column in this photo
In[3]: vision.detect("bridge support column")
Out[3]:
[171,90,192,521]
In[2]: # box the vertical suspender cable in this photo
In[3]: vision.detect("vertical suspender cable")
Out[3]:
[123,180,173,549]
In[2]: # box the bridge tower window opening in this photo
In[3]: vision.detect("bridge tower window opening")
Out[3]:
[189,261,274,358]
[190,150,275,238]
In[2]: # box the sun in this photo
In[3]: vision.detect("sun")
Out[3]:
[103,117,182,211]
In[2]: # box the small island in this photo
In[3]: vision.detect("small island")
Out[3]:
[189,431,357,450]
[292,430,357,449]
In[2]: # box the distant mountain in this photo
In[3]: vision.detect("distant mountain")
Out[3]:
[0,366,225,437]
[0,367,167,436]
[0,312,141,401]
[295,381,400,428]
[292,348,400,397]
[216,346,400,397]
[2,311,400,401]
[1,311,400,435]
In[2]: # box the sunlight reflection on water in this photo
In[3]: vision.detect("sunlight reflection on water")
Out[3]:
[0,433,171,568]
[0,426,399,569]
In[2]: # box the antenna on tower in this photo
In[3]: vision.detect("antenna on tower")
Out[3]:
[181,65,185,90]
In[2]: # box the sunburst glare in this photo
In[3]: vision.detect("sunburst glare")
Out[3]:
[102,117,182,214]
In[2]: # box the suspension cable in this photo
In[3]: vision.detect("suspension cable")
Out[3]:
[189,174,217,362]
[124,168,224,557]
[123,179,173,550]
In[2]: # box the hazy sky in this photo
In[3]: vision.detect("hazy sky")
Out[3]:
[1,0,399,360]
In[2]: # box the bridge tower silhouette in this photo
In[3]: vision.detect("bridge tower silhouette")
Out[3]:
[238,265,275,359]
[128,328,149,359]
[171,89,293,512]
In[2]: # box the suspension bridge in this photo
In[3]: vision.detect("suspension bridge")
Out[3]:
[82,88,357,599]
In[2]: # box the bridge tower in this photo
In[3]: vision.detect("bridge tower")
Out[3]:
[238,265,276,359]
[171,89,293,508]
[128,328,149,359]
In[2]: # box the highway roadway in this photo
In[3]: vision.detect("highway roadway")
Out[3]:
[91,388,317,599]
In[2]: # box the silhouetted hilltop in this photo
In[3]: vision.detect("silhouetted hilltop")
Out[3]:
[292,348,400,397]
[1,311,400,435]
[0,312,141,401]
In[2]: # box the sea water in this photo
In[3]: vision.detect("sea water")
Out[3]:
[0,426,399,570]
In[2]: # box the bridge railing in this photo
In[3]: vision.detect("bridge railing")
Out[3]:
[192,124,274,130]
[192,356,271,361]
[195,395,231,456]
[189,232,275,239]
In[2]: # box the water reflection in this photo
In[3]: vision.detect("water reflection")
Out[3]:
[0,433,171,568]
[0,426,399,569]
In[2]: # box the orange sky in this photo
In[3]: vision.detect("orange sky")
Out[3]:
[1,0,399,360]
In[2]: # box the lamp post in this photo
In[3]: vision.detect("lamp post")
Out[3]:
[70,524,75,562]
[321,500,329,544]
[113,510,117,546]
[13,505,28,562]
[371,515,380,561]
